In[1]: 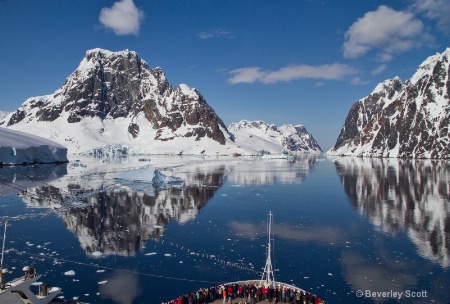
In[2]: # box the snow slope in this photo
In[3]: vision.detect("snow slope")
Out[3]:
[0,127,68,165]
[328,48,450,158]
[229,120,322,154]
[0,111,10,120]
[0,49,322,156]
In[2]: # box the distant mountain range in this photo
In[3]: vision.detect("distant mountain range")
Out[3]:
[328,48,450,159]
[3,47,448,159]
[0,48,321,156]
[229,120,321,154]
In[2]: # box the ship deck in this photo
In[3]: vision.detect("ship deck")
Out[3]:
[166,279,324,304]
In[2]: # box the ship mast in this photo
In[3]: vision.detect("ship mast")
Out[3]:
[1,220,6,286]
[1,220,6,269]
[261,211,275,287]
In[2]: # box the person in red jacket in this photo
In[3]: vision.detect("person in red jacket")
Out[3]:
[228,285,233,299]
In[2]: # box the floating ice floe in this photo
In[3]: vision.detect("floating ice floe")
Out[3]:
[96,270,105,273]
[145,252,157,256]
[98,280,107,285]
[64,270,76,276]
[71,162,87,168]
[91,251,103,257]
[114,167,184,193]
[164,253,172,257]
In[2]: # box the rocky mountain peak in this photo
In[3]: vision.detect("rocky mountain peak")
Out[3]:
[370,77,403,97]
[1,49,322,156]
[229,120,277,132]
[229,120,322,153]
[408,47,450,86]
[2,48,229,148]
[329,47,450,158]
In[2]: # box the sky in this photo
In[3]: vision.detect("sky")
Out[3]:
[0,0,449,150]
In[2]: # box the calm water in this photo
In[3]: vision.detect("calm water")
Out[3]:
[0,156,449,304]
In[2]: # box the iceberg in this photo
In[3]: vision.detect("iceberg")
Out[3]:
[151,169,183,186]
[0,127,68,165]
[114,167,184,188]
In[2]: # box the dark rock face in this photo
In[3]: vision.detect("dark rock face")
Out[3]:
[5,49,229,145]
[6,108,26,126]
[128,123,140,138]
[330,48,450,159]
[282,125,322,152]
[143,86,227,144]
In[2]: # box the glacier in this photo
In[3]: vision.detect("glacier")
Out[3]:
[0,127,68,165]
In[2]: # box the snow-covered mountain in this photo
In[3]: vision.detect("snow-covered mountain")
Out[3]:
[0,127,68,165]
[329,48,450,158]
[0,111,10,120]
[228,120,322,154]
[0,49,235,155]
[0,49,321,156]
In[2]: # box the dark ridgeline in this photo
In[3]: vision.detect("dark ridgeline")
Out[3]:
[2,49,229,145]
[330,48,450,159]
[0,49,322,156]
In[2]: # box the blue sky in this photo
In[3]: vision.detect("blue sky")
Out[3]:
[0,0,449,150]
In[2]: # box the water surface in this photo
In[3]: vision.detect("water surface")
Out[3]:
[0,156,448,304]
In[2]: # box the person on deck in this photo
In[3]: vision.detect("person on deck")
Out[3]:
[222,288,227,303]
[294,290,300,304]
[268,286,274,302]
[289,289,294,303]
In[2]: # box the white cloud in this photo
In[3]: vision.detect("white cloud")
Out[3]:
[371,64,387,75]
[343,5,430,61]
[314,82,324,88]
[197,29,233,39]
[351,77,371,85]
[99,0,144,36]
[227,67,267,84]
[228,63,357,84]
[411,0,450,34]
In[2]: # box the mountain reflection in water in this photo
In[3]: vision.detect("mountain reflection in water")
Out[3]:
[20,165,226,256]
[15,155,319,257]
[0,164,68,196]
[334,157,450,267]
[3,155,450,303]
